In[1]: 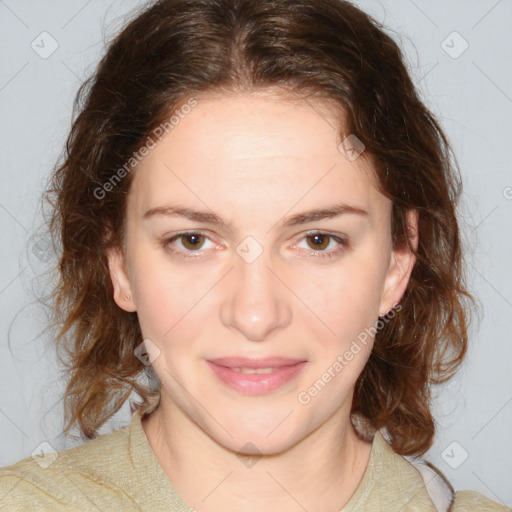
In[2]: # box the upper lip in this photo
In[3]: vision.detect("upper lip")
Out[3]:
[207,357,306,369]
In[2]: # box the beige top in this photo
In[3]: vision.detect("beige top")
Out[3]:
[0,409,509,511]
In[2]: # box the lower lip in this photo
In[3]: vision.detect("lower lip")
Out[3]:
[206,361,307,395]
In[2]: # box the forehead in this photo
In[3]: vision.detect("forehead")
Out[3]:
[128,92,388,222]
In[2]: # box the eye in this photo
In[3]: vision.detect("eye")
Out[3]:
[163,231,216,257]
[295,231,348,258]
[162,230,349,260]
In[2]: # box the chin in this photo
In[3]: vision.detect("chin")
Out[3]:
[204,413,306,455]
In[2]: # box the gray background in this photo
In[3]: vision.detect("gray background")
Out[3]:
[0,0,511,507]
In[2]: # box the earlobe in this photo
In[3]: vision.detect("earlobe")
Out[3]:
[379,210,418,317]
[107,246,137,313]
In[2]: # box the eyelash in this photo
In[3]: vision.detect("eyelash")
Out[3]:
[161,230,349,260]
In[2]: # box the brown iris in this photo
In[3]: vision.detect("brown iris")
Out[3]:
[181,233,206,250]
[306,233,330,251]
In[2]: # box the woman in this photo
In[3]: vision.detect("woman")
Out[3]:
[0,0,508,510]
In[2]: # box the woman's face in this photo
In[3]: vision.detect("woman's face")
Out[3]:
[108,91,415,454]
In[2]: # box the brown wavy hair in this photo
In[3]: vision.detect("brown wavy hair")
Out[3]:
[44,0,473,456]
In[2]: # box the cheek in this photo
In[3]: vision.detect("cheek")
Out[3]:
[298,255,386,336]
[129,253,213,343]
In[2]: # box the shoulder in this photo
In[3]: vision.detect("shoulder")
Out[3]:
[451,490,511,511]
[405,448,510,512]
[0,422,138,511]
[344,430,440,511]
[361,430,510,512]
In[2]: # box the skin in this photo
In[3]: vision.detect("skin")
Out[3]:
[107,90,418,512]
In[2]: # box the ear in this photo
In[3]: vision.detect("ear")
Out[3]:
[378,210,418,317]
[107,246,137,313]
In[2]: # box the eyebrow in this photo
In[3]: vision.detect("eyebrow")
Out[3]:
[143,202,368,230]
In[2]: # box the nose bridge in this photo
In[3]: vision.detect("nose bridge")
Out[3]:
[220,244,291,341]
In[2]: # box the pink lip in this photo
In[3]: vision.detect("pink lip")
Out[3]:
[206,357,307,395]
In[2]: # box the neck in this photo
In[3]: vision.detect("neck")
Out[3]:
[141,397,372,512]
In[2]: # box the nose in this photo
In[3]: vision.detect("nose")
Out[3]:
[220,248,292,342]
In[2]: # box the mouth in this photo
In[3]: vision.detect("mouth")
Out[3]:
[206,357,307,395]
